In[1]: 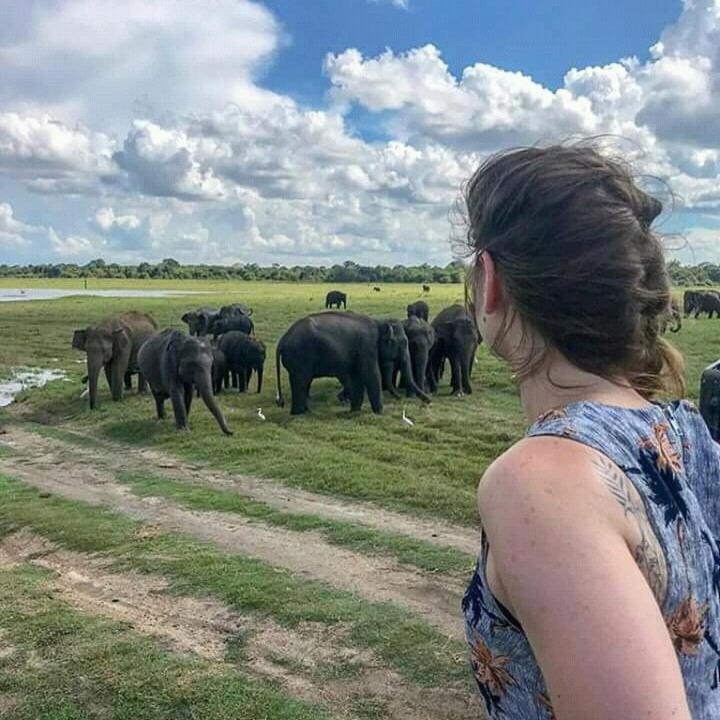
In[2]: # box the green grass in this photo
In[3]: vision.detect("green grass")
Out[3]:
[119,470,474,575]
[2,281,718,525]
[0,474,466,687]
[0,564,332,720]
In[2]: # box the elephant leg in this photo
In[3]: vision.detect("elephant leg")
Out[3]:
[138,372,147,394]
[289,372,310,415]
[340,373,362,412]
[104,364,112,390]
[153,392,166,420]
[449,356,462,395]
[231,372,238,389]
[124,371,132,390]
[364,363,383,414]
[170,384,188,430]
[184,384,193,417]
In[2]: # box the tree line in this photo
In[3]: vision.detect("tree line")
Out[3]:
[0,257,713,286]
[0,258,466,283]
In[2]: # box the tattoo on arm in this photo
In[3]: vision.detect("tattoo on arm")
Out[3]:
[593,457,668,604]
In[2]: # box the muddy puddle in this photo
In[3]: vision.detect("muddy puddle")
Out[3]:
[0,369,67,407]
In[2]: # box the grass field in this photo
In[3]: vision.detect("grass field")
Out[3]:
[0,278,718,719]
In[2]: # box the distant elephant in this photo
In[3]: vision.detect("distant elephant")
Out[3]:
[683,290,700,317]
[422,284,430,293]
[373,286,381,292]
[406,300,430,322]
[325,290,347,309]
[276,311,430,415]
[72,311,157,410]
[138,329,232,435]
[209,313,254,338]
[218,303,253,318]
[181,308,218,337]
[691,291,720,319]
[218,331,266,393]
[394,316,435,395]
[428,304,480,396]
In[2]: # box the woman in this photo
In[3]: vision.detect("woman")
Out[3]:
[462,145,720,719]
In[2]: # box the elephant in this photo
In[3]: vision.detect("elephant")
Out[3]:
[72,311,157,410]
[325,290,347,309]
[275,311,431,415]
[683,290,700,317]
[181,308,218,337]
[209,313,254,338]
[218,331,266,393]
[218,303,253,318]
[406,300,429,322]
[138,329,233,435]
[689,291,720,319]
[422,284,431,293]
[428,304,480,396]
[393,316,435,395]
[373,286,381,292]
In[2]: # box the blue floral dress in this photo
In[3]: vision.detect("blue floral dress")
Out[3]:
[463,400,720,719]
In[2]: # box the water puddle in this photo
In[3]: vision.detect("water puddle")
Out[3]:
[0,369,67,407]
[0,289,213,302]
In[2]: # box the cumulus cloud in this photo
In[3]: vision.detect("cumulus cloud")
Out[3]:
[0,112,115,194]
[0,0,281,128]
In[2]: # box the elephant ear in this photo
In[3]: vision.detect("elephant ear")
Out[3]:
[112,327,131,353]
[165,333,182,380]
[181,312,192,324]
[72,329,88,351]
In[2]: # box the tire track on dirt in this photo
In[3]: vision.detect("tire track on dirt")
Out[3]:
[16,422,481,555]
[0,426,466,641]
[0,529,482,720]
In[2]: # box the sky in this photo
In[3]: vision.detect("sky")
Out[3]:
[1,0,719,267]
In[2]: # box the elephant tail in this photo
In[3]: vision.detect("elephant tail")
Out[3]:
[275,342,285,407]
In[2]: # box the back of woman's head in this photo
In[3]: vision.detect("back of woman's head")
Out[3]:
[463,143,684,399]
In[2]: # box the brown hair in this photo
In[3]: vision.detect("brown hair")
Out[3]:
[462,143,685,399]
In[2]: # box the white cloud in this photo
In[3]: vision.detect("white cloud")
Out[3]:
[0,0,281,129]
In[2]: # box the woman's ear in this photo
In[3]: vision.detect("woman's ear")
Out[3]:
[480,250,503,317]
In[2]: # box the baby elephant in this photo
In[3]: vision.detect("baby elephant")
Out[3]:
[138,329,233,435]
[218,331,266,393]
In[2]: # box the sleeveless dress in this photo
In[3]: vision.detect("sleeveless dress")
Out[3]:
[462,399,720,719]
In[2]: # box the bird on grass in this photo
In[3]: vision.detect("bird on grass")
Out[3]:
[257,408,266,421]
[402,406,414,427]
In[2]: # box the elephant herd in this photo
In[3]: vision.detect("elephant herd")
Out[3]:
[71,294,481,434]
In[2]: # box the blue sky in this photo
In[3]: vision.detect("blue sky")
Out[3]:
[0,0,719,266]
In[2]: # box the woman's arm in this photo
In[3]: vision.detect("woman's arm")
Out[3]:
[479,436,692,720]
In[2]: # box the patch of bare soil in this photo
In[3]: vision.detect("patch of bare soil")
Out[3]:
[0,426,466,641]
[9,420,480,555]
[0,529,482,720]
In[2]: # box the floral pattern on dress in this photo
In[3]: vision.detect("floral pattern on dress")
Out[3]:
[666,596,709,655]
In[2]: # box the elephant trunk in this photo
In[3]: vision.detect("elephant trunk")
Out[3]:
[400,351,431,404]
[87,356,103,410]
[196,371,233,435]
[256,364,264,393]
[671,314,682,333]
